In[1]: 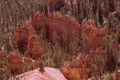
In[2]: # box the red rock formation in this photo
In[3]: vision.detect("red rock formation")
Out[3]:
[61,54,91,80]
[49,0,64,11]
[0,51,7,60]
[32,12,81,42]
[8,53,23,74]
[0,51,7,68]
[14,22,36,53]
[32,12,46,34]
[88,48,107,70]
[23,57,33,63]
[7,52,39,74]
[48,12,81,44]
[14,12,82,55]
[81,19,108,50]
[62,67,89,80]
[22,57,39,72]
[32,61,39,69]
[61,48,107,80]
[32,12,81,53]
[25,35,43,59]
[116,70,120,80]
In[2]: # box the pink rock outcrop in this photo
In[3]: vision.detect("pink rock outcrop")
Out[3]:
[16,67,67,80]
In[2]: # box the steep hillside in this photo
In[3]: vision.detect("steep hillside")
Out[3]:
[0,0,120,80]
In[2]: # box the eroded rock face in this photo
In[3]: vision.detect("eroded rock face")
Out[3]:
[61,54,91,80]
[14,22,36,54]
[0,51,7,60]
[81,19,108,50]
[25,35,43,59]
[16,67,67,80]
[47,12,81,44]
[8,53,23,74]
[116,70,120,80]
[0,51,7,69]
[32,12,46,35]
[22,57,39,72]
[0,51,39,75]
[31,12,81,53]
[61,48,107,80]
[49,0,64,11]
[14,12,109,60]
